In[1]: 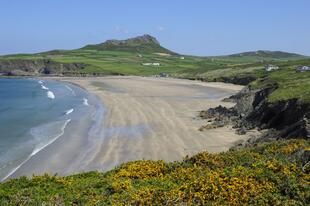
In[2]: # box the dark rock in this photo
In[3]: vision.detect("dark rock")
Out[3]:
[216,76,257,85]
[235,128,247,135]
[199,105,237,119]
[199,84,310,141]
[0,59,86,76]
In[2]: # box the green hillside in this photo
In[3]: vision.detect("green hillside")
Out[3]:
[227,50,305,59]
[81,34,175,54]
[0,139,308,205]
[0,34,309,103]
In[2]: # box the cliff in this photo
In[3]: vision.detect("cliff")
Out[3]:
[0,59,85,76]
[200,85,310,141]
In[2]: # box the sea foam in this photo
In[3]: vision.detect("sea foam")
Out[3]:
[64,108,74,115]
[47,91,55,99]
[1,119,71,181]
[65,85,76,96]
[83,98,89,106]
[41,85,49,90]
[31,119,71,156]
[38,80,44,84]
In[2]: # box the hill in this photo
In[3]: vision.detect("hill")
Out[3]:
[81,34,176,54]
[0,35,309,104]
[228,50,304,59]
[0,139,308,205]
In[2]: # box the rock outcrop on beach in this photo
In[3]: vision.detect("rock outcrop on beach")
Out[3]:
[200,85,310,142]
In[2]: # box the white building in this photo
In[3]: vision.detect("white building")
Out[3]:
[265,64,279,72]
[142,62,160,66]
[180,56,185,60]
[296,66,310,72]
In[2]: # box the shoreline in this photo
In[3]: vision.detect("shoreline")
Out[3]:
[56,77,250,159]
[5,76,255,180]
[2,79,105,180]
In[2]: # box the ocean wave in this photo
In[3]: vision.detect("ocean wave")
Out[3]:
[31,119,71,156]
[47,91,55,99]
[1,155,32,181]
[38,80,44,84]
[64,108,74,115]
[1,119,71,181]
[41,85,49,90]
[83,98,89,106]
[65,85,76,96]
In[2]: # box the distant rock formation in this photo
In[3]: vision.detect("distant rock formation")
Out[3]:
[81,34,176,54]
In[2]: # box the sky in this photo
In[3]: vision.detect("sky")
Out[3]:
[0,0,309,56]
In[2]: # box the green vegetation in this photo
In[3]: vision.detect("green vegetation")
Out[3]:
[250,59,310,103]
[0,35,309,103]
[81,34,174,55]
[0,139,309,205]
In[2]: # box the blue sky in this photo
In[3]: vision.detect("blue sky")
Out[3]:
[0,0,309,56]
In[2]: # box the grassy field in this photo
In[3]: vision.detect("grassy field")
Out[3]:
[1,49,307,77]
[0,139,308,205]
[1,39,310,103]
[250,59,310,103]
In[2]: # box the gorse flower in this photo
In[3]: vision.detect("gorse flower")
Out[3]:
[0,139,308,205]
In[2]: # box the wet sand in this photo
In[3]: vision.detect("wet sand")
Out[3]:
[10,76,252,178]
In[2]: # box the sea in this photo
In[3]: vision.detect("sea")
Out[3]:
[0,78,102,181]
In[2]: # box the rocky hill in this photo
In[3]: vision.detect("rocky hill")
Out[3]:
[81,34,175,54]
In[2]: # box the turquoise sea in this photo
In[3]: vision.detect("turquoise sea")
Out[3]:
[0,78,101,181]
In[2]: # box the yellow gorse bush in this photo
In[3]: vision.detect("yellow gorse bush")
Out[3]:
[0,139,309,205]
[114,160,166,179]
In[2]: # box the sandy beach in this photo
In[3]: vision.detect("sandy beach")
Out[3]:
[10,76,253,178]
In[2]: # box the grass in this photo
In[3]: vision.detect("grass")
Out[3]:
[1,47,310,103]
[250,59,310,103]
[0,139,309,205]
[1,48,303,77]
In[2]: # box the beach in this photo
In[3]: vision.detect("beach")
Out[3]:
[10,76,253,179]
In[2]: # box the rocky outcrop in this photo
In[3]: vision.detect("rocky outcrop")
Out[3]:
[0,59,86,75]
[81,34,176,54]
[187,76,258,86]
[215,76,257,86]
[200,85,310,141]
[103,34,160,46]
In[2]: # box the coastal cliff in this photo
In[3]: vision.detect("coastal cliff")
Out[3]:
[0,59,85,76]
[200,84,310,142]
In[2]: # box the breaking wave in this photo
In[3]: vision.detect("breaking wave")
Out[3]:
[47,91,55,99]
[64,108,74,115]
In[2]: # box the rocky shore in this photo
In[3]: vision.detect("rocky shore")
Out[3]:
[199,85,310,146]
[0,59,86,76]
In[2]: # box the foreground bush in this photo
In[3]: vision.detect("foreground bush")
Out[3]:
[0,139,309,205]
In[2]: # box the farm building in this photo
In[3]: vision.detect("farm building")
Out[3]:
[142,63,160,66]
[296,66,310,72]
[265,64,279,72]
